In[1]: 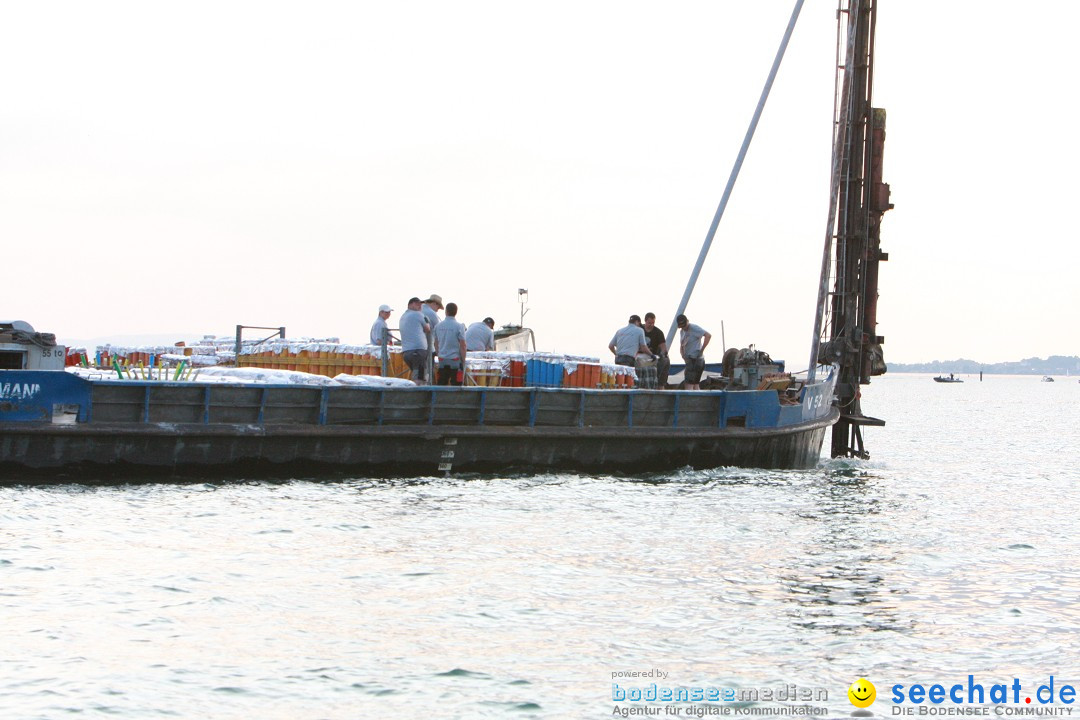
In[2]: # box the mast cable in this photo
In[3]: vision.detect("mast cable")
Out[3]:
[666,0,806,348]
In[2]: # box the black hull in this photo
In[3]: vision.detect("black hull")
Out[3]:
[0,410,836,481]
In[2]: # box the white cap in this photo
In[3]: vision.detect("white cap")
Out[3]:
[379,304,393,312]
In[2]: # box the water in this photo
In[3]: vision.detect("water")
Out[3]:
[2,375,1079,719]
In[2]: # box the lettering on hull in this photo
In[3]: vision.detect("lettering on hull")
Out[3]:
[0,382,41,400]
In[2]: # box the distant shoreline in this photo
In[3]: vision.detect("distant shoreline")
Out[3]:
[888,355,1079,376]
[888,370,1074,376]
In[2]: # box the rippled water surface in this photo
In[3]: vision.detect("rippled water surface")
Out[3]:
[2,375,1079,719]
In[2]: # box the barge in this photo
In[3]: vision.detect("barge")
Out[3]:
[0,0,892,480]
[0,363,837,479]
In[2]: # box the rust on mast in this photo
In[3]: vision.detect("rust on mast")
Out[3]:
[824,0,892,459]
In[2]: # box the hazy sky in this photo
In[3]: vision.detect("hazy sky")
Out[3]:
[2,2,1076,367]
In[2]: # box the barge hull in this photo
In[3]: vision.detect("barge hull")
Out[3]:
[0,371,838,481]
[0,413,835,479]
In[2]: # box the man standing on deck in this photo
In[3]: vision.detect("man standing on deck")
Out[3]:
[608,315,651,368]
[433,302,468,386]
[465,317,496,352]
[641,312,670,387]
[422,294,443,332]
[421,294,443,381]
[399,297,431,383]
[676,313,711,391]
[369,304,394,346]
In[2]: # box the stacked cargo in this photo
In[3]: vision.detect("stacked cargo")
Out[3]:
[467,351,623,389]
[65,347,90,367]
[86,336,641,389]
[237,342,408,379]
[95,341,226,370]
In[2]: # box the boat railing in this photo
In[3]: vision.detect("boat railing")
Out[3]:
[73,380,827,432]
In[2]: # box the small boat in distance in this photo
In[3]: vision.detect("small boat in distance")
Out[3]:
[934,373,963,383]
[1042,376,1055,382]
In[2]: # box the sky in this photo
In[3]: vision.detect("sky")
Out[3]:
[2,1,1077,368]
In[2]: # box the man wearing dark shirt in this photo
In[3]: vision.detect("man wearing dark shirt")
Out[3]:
[641,312,670,387]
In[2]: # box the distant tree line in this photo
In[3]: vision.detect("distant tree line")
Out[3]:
[889,355,1080,375]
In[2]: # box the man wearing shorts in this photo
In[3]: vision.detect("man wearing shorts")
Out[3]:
[676,314,711,390]
[609,315,651,368]
[433,302,468,386]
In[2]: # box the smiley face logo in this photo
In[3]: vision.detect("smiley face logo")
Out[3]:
[848,678,876,708]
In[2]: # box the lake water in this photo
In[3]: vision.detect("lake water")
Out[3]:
[2,374,1079,719]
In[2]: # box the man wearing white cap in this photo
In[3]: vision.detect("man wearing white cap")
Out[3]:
[370,304,394,346]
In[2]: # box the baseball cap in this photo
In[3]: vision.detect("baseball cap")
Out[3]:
[379,304,393,312]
